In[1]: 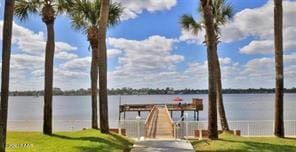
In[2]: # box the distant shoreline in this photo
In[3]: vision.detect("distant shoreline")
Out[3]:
[9,92,296,97]
[7,87,296,96]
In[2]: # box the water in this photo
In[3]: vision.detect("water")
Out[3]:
[8,94,296,131]
[7,94,296,131]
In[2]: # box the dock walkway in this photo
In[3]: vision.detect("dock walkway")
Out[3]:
[145,105,174,138]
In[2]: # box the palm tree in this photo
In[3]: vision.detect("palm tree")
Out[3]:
[200,0,218,139]
[14,0,72,135]
[0,1,15,150]
[274,0,284,138]
[180,0,233,132]
[97,0,111,134]
[68,0,122,130]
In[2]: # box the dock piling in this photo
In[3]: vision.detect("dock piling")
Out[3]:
[181,110,184,121]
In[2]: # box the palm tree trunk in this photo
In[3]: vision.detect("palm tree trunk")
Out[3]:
[98,0,110,134]
[214,43,230,131]
[91,45,98,129]
[274,0,284,138]
[0,0,14,151]
[200,0,218,140]
[43,22,55,135]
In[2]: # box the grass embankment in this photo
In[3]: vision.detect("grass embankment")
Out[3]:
[6,129,134,152]
[191,132,296,152]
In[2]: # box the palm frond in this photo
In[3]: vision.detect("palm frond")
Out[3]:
[15,0,40,21]
[68,0,123,32]
[70,13,89,33]
[180,14,202,35]
[197,0,233,36]
[108,2,123,27]
[213,0,233,25]
[53,0,75,14]
[222,1,233,19]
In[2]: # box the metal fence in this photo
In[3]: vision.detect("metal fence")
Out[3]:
[178,120,296,137]
[119,120,145,137]
[8,120,124,132]
[7,120,296,138]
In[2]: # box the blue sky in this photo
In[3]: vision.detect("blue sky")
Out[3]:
[0,0,296,90]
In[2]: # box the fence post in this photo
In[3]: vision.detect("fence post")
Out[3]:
[199,129,202,140]
[174,123,176,139]
[136,116,141,141]
[247,121,250,137]
[272,120,275,135]
[185,113,188,139]
[71,120,75,131]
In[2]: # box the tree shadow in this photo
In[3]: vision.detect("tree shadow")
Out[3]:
[192,137,296,152]
[75,145,131,152]
[52,132,133,152]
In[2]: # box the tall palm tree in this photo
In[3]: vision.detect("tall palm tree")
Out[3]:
[97,0,111,134]
[274,0,284,138]
[200,0,218,139]
[0,1,15,151]
[14,0,72,135]
[180,0,233,132]
[68,0,122,130]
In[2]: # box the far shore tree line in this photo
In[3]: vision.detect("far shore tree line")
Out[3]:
[5,87,296,96]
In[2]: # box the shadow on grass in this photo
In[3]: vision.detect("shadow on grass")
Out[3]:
[75,145,131,152]
[192,137,296,152]
[52,132,133,152]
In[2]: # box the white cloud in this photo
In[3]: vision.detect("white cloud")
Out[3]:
[220,0,296,54]
[183,57,241,88]
[107,35,184,88]
[10,54,44,70]
[0,21,81,90]
[219,57,232,65]
[0,21,77,56]
[61,57,91,71]
[179,29,205,44]
[56,52,78,60]
[108,48,122,58]
[55,69,88,80]
[221,0,274,42]
[113,0,177,20]
[8,54,45,90]
[240,40,274,54]
[109,35,182,73]
[231,53,296,88]
[178,54,296,89]
[242,57,274,78]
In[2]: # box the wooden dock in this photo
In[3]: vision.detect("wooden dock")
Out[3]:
[145,105,174,138]
[119,98,203,121]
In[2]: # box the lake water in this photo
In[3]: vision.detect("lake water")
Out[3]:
[8,94,296,122]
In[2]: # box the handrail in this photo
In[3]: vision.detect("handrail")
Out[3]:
[164,105,175,138]
[145,106,158,124]
[145,106,159,137]
[150,109,158,138]
[164,105,174,125]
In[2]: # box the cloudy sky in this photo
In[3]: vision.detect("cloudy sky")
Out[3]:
[0,0,296,91]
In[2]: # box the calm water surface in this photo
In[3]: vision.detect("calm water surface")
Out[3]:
[8,94,296,122]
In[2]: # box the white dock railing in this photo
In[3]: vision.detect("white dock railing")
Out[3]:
[7,120,296,138]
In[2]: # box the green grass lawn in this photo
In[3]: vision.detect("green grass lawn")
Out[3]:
[191,132,296,152]
[6,129,134,152]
